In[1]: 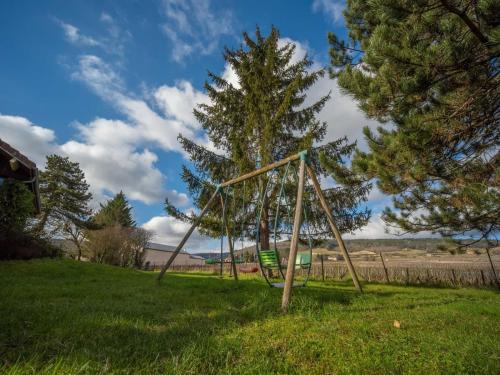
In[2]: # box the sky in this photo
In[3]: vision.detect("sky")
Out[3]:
[0,0,438,252]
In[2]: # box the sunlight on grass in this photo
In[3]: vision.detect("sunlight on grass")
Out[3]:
[0,259,499,374]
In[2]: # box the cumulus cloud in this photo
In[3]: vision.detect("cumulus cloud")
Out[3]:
[154,80,209,126]
[142,215,211,250]
[0,114,188,207]
[344,214,440,240]
[0,114,57,166]
[312,0,345,24]
[70,55,209,153]
[161,0,234,62]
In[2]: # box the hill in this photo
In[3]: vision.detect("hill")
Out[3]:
[0,259,499,374]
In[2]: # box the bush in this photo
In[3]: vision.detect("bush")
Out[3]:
[0,179,34,235]
[0,179,58,260]
[0,232,61,260]
[84,226,152,268]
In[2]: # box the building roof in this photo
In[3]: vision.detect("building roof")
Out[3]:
[146,242,178,253]
[189,254,205,260]
[0,138,41,213]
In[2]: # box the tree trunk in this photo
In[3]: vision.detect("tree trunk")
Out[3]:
[259,197,270,251]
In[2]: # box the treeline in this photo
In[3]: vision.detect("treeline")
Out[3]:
[0,154,151,268]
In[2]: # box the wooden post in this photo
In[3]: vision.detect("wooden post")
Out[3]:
[220,194,238,281]
[480,269,486,286]
[306,165,363,293]
[157,188,220,282]
[320,254,325,282]
[451,269,457,286]
[379,252,389,283]
[281,156,306,312]
[486,248,499,289]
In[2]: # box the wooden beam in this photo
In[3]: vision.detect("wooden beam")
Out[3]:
[220,193,238,281]
[157,188,220,282]
[306,165,363,293]
[281,157,306,312]
[220,152,302,188]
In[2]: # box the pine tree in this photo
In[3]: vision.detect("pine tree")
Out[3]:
[35,154,93,237]
[328,1,499,244]
[166,27,371,249]
[94,191,135,228]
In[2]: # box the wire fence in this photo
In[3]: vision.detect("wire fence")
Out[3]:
[145,261,500,288]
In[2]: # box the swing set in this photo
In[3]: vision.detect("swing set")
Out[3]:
[157,150,362,311]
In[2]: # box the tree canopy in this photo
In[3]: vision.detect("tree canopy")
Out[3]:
[328,0,499,244]
[34,154,93,237]
[166,27,371,249]
[94,191,136,228]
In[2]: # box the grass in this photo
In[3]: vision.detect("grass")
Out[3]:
[0,259,499,374]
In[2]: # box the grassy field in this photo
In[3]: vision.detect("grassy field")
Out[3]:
[0,260,499,374]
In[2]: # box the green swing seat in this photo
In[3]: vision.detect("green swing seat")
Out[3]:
[259,249,311,270]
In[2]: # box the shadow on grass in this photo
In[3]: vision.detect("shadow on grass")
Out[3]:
[1,261,438,373]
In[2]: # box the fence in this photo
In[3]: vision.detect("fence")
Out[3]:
[146,261,499,288]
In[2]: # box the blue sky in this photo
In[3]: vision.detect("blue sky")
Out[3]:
[1,0,432,251]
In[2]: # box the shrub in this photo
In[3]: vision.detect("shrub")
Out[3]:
[84,226,152,268]
[0,179,34,235]
[0,179,62,260]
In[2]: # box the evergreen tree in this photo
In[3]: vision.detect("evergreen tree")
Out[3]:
[328,1,499,244]
[94,191,135,228]
[34,155,92,237]
[166,27,371,249]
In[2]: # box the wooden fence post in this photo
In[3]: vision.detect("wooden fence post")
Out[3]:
[451,269,457,286]
[379,252,389,283]
[320,254,325,282]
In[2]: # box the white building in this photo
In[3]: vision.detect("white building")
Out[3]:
[143,242,205,266]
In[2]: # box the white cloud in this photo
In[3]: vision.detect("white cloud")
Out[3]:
[345,214,440,239]
[221,64,239,88]
[154,80,209,128]
[312,0,345,24]
[278,37,309,65]
[57,17,130,58]
[316,79,380,148]
[59,21,101,47]
[161,0,233,62]
[0,114,57,166]
[70,55,210,153]
[142,215,211,250]
[0,113,188,207]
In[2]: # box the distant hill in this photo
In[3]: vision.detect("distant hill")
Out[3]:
[193,238,491,259]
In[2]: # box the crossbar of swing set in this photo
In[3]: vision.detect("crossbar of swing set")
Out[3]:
[219,150,307,188]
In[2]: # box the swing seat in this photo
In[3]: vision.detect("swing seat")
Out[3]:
[259,250,281,269]
[295,252,311,269]
[259,250,311,270]
[239,265,259,273]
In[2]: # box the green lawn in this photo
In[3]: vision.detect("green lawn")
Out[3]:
[0,260,498,374]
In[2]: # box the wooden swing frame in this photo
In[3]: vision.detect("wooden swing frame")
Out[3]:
[156,150,363,312]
